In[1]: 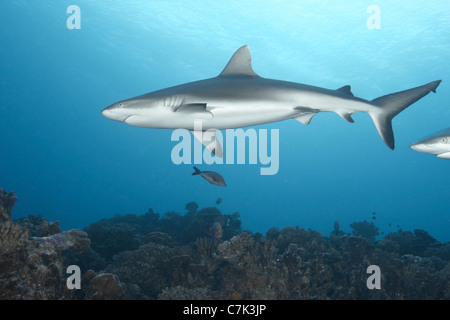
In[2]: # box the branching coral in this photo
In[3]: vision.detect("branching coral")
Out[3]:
[350,220,380,242]
[0,189,18,222]
[195,237,221,274]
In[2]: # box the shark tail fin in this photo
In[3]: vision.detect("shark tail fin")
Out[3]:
[192,166,201,176]
[369,80,441,150]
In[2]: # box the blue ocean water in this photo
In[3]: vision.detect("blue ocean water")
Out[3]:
[1,1,449,242]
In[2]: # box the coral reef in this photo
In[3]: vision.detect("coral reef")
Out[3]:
[31,229,90,255]
[0,189,92,299]
[0,188,448,300]
[104,241,199,299]
[377,229,440,256]
[83,204,241,263]
[16,214,61,237]
[215,232,285,299]
[350,220,380,242]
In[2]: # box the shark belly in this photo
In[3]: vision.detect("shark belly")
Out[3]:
[203,103,298,129]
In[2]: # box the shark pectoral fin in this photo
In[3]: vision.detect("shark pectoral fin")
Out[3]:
[437,152,450,159]
[337,85,354,96]
[190,129,223,158]
[174,103,213,119]
[205,105,222,112]
[293,107,319,125]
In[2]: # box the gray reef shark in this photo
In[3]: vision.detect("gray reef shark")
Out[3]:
[410,127,450,159]
[102,45,441,156]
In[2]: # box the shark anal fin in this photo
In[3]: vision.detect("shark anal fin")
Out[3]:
[219,45,260,78]
[174,103,213,119]
[337,111,355,123]
[293,107,319,125]
[190,129,223,158]
[337,85,354,96]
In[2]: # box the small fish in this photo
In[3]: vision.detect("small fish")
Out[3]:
[207,222,223,239]
[192,167,226,187]
[216,197,222,205]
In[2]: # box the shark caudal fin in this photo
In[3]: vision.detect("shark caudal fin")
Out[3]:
[192,166,202,176]
[369,80,441,150]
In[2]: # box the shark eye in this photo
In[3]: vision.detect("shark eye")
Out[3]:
[441,137,448,143]
[118,103,124,108]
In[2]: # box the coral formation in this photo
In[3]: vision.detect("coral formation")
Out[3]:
[0,188,448,300]
[83,204,241,263]
[0,188,18,222]
[350,220,380,242]
[104,242,198,299]
[16,214,61,237]
[0,189,92,299]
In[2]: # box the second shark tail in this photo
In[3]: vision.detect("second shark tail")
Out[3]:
[369,80,441,150]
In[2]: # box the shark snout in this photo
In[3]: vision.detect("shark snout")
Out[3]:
[101,106,113,118]
[102,103,130,122]
[410,140,433,154]
[410,143,426,152]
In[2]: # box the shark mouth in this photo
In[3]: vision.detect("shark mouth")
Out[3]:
[123,115,136,122]
[124,115,147,127]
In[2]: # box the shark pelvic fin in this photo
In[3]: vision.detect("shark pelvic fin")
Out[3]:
[336,85,354,96]
[293,107,319,125]
[219,45,260,78]
[174,103,213,119]
[190,129,223,158]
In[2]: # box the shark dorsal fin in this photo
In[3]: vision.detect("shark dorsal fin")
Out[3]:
[219,45,260,77]
[337,85,354,96]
